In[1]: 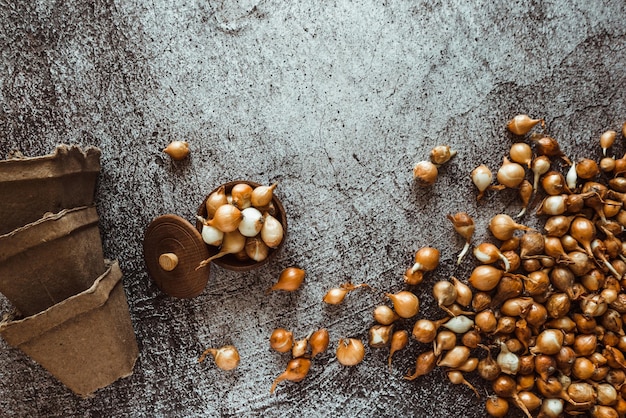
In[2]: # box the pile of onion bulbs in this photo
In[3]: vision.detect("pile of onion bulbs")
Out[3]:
[390,116,626,418]
[196,182,283,269]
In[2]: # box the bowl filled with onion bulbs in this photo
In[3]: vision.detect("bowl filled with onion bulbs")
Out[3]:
[195,180,287,271]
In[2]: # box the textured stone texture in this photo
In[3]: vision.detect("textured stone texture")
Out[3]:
[1,1,626,417]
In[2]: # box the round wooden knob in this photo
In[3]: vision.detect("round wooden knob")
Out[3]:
[158,253,178,271]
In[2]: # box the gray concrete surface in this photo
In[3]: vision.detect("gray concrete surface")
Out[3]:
[1,1,626,417]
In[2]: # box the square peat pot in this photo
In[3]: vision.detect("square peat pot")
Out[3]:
[0,145,101,235]
[0,206,106,316]
[0,260,139,398]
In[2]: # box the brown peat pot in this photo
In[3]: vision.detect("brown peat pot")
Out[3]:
[0,145,101,236]
[0,206,106,317]
[0,260,139,397]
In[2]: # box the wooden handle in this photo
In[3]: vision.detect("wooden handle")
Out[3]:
[158,253,179,271]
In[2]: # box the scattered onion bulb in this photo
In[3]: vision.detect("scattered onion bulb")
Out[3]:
[433,330,456,356]
[496,341,520,375]
[516,180,533,218]
[566,162,578,191]
[267,267,305,293]
[471,164,493,200]
[270,328,294,353]
[413,160,438,186]
[309,328,329,358]
[430,145,457,165]
[270,357,312,394]
[473,242,511,272]
[485,396,509,417]
[369,324,394,348]
[601,157,616,173]
[404,350,437,381]
[373,305,400,325]
[292,338,308,358]
[488,213,532,240]
[451,276,473,307]
[517,391,542,413]
[386,290,420,318]
[600,130,617,156]
[447,212,475,265]
[197,345,240,371]
[432,280,457,316]
[437,345,471,368]
[569,216,596,257]
[468,265,503,291]
[323,282,369,304]
[532,135,572,164]
[442,315,474,334]
[163,140,190,160]
[336,338,365,366]
[576,158,600,180]
[412,319,439,343]
[388,330,409,369]
[497,156,526,188]
[540,398,564,418]
[261,212,284,248]
[323,288,349,304]
[507,114,544,135]
[251,182,278,207]
[530,329,564,355]
[531,155,551,194]
[405,246,440,285]
[510,142,533,167]
[447,370,479,398]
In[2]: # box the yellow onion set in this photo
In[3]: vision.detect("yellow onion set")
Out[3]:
[197,116,626,416]
[391,116,626,417]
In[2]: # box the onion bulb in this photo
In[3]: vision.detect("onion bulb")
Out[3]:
[336,338,365,366]
[309,328,329,358]
[447,212,475,264]
[238,207,264,237]
[471,164,493,200]
[267,267,305,293]
[388,330,409,369]
[270,328,293,353]
[488,213,531,241]
[405,350,436,380]
[386,290,420,318]
[413,160,438,186]
[207,204,243,233]
[251,182,278,207]
[507,114,544,135]
[163,140,190,160]
[270,357,311,394]
[497,156,526,188]
[198,345,240,371]
[261,212,284,248]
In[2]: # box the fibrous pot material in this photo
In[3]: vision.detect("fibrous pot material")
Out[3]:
[0,206,106,316]
[0,144,101,235]
[0,260,139,397]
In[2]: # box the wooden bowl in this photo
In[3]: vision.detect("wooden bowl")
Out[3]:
[196,180,287,271]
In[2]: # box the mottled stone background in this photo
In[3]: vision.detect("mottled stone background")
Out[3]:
[1,1,625,417]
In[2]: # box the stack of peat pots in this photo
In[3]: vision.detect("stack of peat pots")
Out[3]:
[0,145,138,397]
